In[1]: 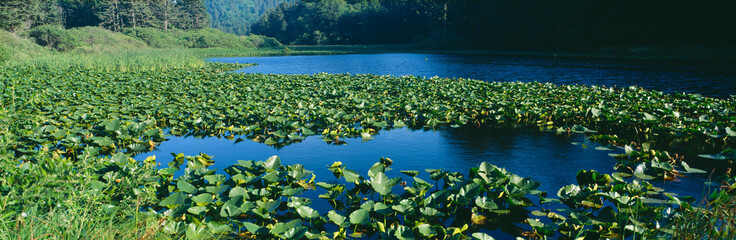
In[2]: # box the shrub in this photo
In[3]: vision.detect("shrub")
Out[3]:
[68,27,147,52]
[122,28,184,48]
[28,25,79,52]
[249,34,282,48]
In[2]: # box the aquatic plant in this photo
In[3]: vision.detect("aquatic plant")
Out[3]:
[1,62,735,238]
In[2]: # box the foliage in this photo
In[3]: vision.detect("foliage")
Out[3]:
[205,0,296,35]
[252,0,736,51]
[1,0,209,33]
[27,25,80,52]
[671,175,736,239]
[122,27,188,48]
[0,45,8,63]
[121,27,282,49]
[0,0,61,33]
[1,52,735,238]
[0,107,166,239]
[2,63,734,158]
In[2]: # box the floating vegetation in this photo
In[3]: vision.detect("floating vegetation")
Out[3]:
[1,63,735,238]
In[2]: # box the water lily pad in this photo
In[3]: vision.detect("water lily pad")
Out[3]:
[471,232,495,240]
[296,206,319,219]
[328,210,348,227]
[349,209,370,225]
[633,164,656,180]
[160,192,185,208]
[698,149,736,160]
[264,155,282,170]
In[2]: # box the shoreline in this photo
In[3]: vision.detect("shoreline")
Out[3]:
[280,44,736,69]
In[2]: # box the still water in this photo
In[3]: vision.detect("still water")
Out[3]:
[212,53,736,98]
[133,53,731,238]
[134,127,718,198]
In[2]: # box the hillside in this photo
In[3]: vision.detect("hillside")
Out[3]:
[205,0,297,35]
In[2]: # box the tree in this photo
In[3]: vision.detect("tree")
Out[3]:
[59,0,102,28]
[98,0,123,31]
[0,0,61,33]
[152,0,178,30]
[177,0,209,29]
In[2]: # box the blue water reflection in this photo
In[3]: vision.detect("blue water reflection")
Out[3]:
[134,127,713,200]
[211,53,736,98]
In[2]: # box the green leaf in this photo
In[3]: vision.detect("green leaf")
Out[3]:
[186,223,211,240]
[393,225,415,240]
[342,169,361,182]
[297,206,319,219]
[420,207,445,217]
[681,161,707,174]
[187,206,209,215]
[328,210,348,227]
[698,149,736,160]
[349,209,370,225]
[192,193,213,206]
[284,226,308,239]
[633,164,656,180]
[207,222,230,234]
[726,127,736,137]
[265,155,282,170]
[371,172,395,195]
[373,202,392,215]
[417,224,436,237]
[111,152,130,164]
[160,192,185,208]
[244,222,267,235]
[270,220,301,235]
[228,186,249,199]
[471,232,495,240]
[475,196,498,210]
[400,170,420,177]
[163,221,184,234]
[177,180,197,194]
[391,204,412,214]
[220,203,242,217]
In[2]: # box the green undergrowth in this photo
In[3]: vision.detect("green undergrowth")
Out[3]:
[1,63,735,238]
[0,27,285,72]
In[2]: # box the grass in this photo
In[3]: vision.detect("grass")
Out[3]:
[0,26,287,72]
[672,178,736,239]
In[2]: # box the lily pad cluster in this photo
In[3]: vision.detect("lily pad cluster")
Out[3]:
[2,64,734,157]
[2,63,736,239]
[530,169,685,239]
[147,154,547,239]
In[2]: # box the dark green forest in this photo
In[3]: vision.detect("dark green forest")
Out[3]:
[252,0,736,51]
[205,0,296,35]
[0,0,209,33]
[3,0,736,52]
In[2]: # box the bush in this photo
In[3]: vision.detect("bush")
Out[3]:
[67,27,147,52]
[122,28,184,48]
[28,25,79,52]
[249,34,282,48]
[183,28,253,49]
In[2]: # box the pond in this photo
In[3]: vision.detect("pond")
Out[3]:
[211,53,736,98]
[135,126,719,199]
[135,53,731,238]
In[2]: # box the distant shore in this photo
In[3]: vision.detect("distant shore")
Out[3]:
[281,44,736,65]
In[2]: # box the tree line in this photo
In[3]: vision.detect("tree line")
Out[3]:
[0,0,209,33]
[205,0,296,36]
[252,0,736,50]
